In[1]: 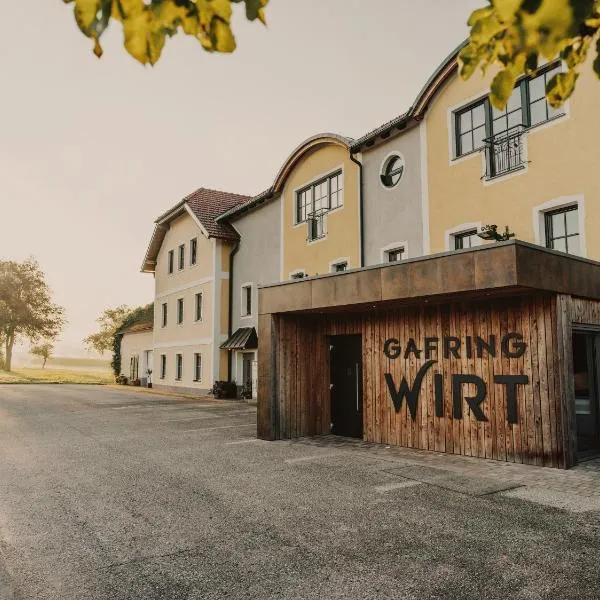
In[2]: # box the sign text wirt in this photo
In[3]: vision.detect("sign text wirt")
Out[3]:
[383,334,528,424]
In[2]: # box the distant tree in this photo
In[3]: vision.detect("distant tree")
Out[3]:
[0,259,66,372]
[460,0,600,110]
[84,305,133,355]
[63,0,268,65]
[30,342,54,369]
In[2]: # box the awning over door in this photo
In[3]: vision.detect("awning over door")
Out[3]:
[220,327,258,351]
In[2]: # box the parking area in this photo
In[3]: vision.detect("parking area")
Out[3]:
[0,384,599,599]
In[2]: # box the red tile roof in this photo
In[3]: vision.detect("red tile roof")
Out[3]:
[183,188,251,242]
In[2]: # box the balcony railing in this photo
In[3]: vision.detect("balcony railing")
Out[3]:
[307,208,328,241]
[484,125,525,180]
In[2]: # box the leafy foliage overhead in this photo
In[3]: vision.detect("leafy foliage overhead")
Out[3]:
[460,0,600,109]
[63,0,269,65]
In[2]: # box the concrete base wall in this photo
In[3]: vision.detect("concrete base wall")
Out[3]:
[152,383,211,396]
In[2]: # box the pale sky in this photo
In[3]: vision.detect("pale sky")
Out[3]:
[0,0,481,356]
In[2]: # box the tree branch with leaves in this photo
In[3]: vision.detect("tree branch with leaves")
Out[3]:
[0,259,65,372]
[84,305,134,355]
[460,0,600,109]
[63,0,269,65]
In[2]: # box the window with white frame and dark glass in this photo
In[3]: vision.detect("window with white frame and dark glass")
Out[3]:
[168,250,174,274]
[453,64,565,177]
[178,244,185,270]
[160,354,166,379]
[332,262,347,273]
[161,302,168,327]
[386,247,406,262]
[296,171,343,241]
[190,238,198,266]
[242,285,252,316]
[195,292,203,321]
[175,354,183,381]
[545,205,580,255]
[290,271,306,280]
[454,230,479,250]
[177,298,184,324]
[194,353,202,382]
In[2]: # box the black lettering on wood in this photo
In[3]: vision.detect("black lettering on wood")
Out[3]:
[425,337,439,360]
[501,333,527,358]
[465,336,473,359]
[434,373,444,418]
[494,375,529,424]
[383,338,401,360]
[444,337,461,359]
[404,338,422,359]
[385,360,436,421]
[476,335,496,358]
[452,374,488,421]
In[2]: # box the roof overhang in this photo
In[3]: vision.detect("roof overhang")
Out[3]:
[272,133,353,193]
[259,241,600,316]
[220,327,258,350]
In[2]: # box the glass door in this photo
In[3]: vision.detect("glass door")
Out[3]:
[573,332,600,456]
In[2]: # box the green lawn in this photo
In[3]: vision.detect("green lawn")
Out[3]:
[0,368,113,385]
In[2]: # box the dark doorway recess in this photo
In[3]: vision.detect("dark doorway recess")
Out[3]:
[572,331,600,458]
[329,334,363,438]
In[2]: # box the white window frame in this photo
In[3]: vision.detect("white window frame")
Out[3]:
[379,152,406,190]
[193,353,202,382]
[167,249,174,275]
[175,354,183,381]
[380,241,409,264]
[177,298,184,325]
[241,283,254,318]
[161,302,168,328]
[178,244,185,271]
[194,292,203,322]
[444,222,483,251]
[329,257,350,273]
[190,238,198,266]
[532,195,586,257]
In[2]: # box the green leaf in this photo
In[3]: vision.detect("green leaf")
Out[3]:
[546,70,579,107]
[490,68,517,109]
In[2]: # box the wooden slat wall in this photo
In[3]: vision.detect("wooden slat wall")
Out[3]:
[268,293,600,468]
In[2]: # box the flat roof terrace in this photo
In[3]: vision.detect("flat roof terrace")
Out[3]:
[259,240,600,315]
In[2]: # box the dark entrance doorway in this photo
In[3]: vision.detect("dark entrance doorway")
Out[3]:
[572,331,600,457]
[329,335,363,438]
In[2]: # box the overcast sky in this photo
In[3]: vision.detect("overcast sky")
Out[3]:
[0,0,481,356]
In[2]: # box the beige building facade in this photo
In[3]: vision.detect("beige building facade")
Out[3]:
[142,188,249,394]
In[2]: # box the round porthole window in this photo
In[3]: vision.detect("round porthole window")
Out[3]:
[380,155,405,188]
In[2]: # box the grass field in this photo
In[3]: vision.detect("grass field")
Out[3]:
[0,368,113,385]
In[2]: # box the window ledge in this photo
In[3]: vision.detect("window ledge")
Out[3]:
[484,164,527,182]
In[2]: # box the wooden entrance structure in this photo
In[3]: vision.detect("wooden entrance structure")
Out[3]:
[257,241,600,468]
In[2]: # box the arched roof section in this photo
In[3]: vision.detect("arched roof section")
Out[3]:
[411,41,467,119]
[272,133,353,193]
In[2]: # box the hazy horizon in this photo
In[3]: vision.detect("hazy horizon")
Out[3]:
[1,1,481,356]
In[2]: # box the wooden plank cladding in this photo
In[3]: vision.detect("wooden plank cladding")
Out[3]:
[258,244,600,469]
[266,294,570,468]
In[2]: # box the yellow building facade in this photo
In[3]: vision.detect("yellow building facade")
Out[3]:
[419,50,598,258]
[276,134,361,279]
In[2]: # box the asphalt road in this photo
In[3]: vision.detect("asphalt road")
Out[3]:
[0,385,599,599]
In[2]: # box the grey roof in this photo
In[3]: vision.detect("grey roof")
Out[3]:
[220,327,258,350]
